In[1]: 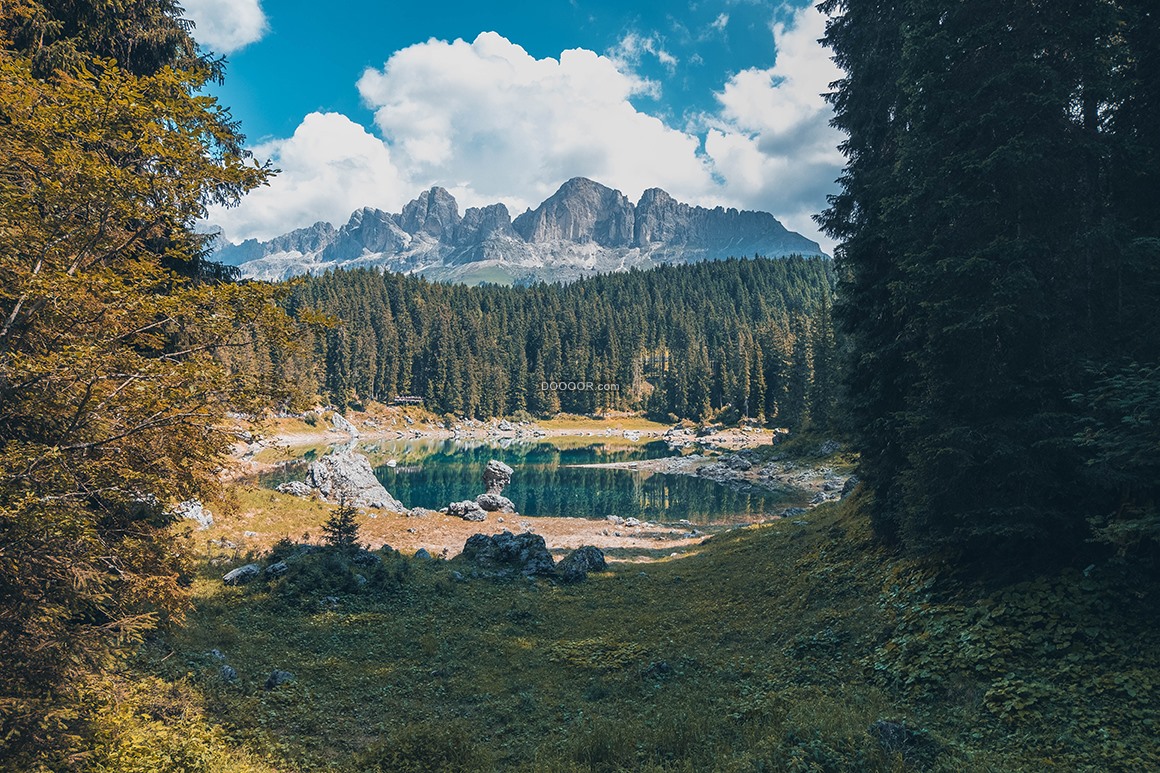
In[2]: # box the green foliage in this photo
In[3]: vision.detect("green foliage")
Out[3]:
[268,257,841,429]
[819,0,1160,567]
[355,721,492,772]
[322,499,362,553]
[0,4,294,763]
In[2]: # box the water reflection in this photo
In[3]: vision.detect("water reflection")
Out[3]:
[258,439,804,525]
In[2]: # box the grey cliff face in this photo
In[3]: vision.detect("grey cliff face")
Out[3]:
[215,177,827,284]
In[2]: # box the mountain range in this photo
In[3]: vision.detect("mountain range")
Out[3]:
[214,177,827,285]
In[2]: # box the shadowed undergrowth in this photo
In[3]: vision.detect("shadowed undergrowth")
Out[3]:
[75,493,1160,772]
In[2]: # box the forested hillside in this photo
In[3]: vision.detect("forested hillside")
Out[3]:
[252,257,840,427]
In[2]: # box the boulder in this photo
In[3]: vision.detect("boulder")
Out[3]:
[475,492,516,513]
[276,481,312,497]
[331,413,360,437]
[414,548,432,560]
[841,475,860,498]
[174,499,213,530]
[222,563,261,585]
[558,545,607,583]
[306,451,404,510]
[482,459,514,494]
[447,500,487,521]
[265,561,288,578]
[264,670,295,690]
[459,531,556,577]
[219,665,238,682]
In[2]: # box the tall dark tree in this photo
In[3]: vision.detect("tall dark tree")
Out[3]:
[820,0,1160,566]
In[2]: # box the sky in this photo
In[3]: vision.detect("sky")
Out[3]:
[182,0,845,252]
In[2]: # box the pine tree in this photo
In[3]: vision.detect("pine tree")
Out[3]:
[323,497,362,553]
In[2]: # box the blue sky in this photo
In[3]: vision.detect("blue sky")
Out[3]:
[182,0,843,251]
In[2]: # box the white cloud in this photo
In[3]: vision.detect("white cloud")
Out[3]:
[182,0,268,54]
[711,13,730,32]
[207,113,408,242]
[209,9,846,253]
[702,3,844,251]
[356,32,710,211]
[608,32,679,74]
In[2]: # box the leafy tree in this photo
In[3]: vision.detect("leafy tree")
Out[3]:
[0,3,289,761]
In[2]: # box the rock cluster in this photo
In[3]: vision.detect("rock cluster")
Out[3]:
[276,481,312,497]
[442,458,517,519]
[476,459,516,513]
[456,532,607,583]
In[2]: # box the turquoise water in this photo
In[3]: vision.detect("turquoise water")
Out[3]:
[260,439,804,524]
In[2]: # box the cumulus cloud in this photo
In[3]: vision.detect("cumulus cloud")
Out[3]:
[207,113,408,242]
[702,3,844,249]
[182,0,268,54]
[711,13,730,32]
[209,7,846,253]
[355,32,711,213]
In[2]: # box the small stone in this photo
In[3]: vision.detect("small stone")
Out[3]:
[222,563,261,585]
[264,670,294,690]
[219,665,237,682]
[174,499,213,530]
[447,500,487,521]
[276,481,312,497]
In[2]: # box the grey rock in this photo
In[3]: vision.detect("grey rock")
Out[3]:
[483,459,514,494]
[447,500,487,521]
[219,665,237,682]
[306,451,404,510]
[174,499,213,530]
[459,531,556,577]
[475,492,516,513]
[816,439,842,456]
[558,546,607,583]
[841,475,860,498]
[276,481,312,497]
[264,670,294,690]
[331,413,360,437]
[725,454,753,471]
[222,563,261,585]
[217,178,827,284]
[265,561,288,578]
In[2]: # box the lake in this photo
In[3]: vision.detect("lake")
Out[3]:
[259,439,806,525]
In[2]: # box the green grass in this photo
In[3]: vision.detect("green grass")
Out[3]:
[112,492,1159,772]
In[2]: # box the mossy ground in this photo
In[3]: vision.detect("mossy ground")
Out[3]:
[99,494,1158,772]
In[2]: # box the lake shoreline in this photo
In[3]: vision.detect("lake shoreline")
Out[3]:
[214,413,837,561]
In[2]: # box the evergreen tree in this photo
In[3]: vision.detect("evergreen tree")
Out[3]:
[323,497,362,553]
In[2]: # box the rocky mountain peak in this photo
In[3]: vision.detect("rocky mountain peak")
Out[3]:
[513,177,634,247]
[399,186,460,238]
[215,177,826,284]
